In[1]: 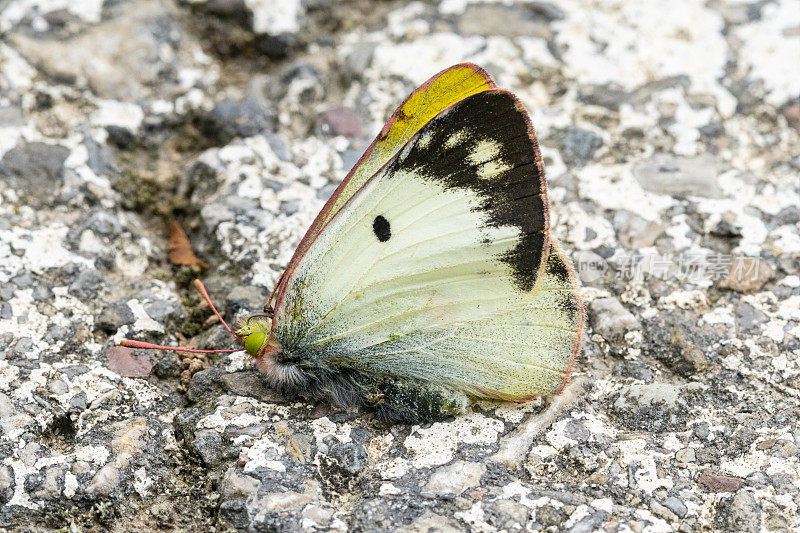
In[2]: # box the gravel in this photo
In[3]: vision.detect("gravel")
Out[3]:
[1,0,798,530]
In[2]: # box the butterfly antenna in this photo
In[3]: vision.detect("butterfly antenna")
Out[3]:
[119,339,238,353]
[265,271,286,311]
[193,278,234,334]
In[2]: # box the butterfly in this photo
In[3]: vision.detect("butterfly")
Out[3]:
[123,63,584,423]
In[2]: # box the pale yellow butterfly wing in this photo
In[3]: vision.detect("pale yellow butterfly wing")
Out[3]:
[271,89,582,400]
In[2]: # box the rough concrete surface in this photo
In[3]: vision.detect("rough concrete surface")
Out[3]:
[1,0,798,530]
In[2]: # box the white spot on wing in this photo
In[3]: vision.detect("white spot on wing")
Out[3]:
[444,129,468,149]
[418,130,434,149]
[467,140,509,179]
[477,160,511,179]
[467,140,501,165]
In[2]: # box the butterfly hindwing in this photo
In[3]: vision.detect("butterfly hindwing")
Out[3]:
[271,89,581,400]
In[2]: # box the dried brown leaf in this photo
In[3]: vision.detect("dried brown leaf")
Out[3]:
[167,220,209,270]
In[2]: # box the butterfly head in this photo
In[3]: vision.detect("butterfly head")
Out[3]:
[235,314,276,357]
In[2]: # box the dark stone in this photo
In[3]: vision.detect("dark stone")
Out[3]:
[12,338,36,358]
[0,285,13,301]
[42,8,74,28]
[261,178,283,193]
[693,422,711,439]
[83,210,123,237]
[106,125,135,148]
[192,429,224,468]
[218,498,252,531]
[695,447,720,465]
[579,76,690,111]
[32,284,53,302]
[564,420,591,442]
[60,365,89,379]
[339,148,361,170]
[609,382,690,432]
[174,407,202,445]
[734,301,768,331]
[96,301,135,334]
[280,199,301,216]
[775,206,800,225]
[0,465,14,507]
[699,122,724,138]
[68,270,104,299]
[349,496,426,532]
[202,99,276,144]
[616,360,655,382]
[642,311,713,377]
[184,160,223,205]
[318,440,368,492]
[153,351,182,379]
[267,63,324,104]
[578,84,629,110]
[349,426,369,445]
[68,392,87,412]
[225,285,265,321]
[186,367,226,405]
[11,271,35,289]
[552,127,603,166]
[44,324,71,344]
[529,2,565,21]
[143,299,183,323]
[327,441,367,476]
[265,133,291,161]
[709,219,743,240]
[770,472,792,489]
[224,423,267,439]
[197,0,249,18]
[663,496,688,518]
[255,34,301,58]
[0,142,70,205]
[536,505,567,527]
[317,182,338,201]
[590,297,640,345]
[84,134,118,178]
[0,303,11,320]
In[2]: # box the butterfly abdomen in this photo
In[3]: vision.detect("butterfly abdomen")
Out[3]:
[258,343,468,423]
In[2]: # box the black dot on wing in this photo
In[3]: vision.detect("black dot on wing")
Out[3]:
[373,215,391,242]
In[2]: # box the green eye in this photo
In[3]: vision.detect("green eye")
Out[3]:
[244,331,266,356]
